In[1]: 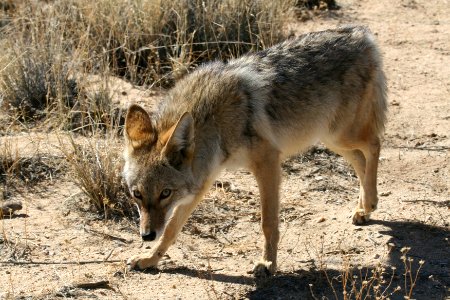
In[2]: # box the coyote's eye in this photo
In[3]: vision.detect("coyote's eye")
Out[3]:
[160,189,172,200]
[132,189,143,200]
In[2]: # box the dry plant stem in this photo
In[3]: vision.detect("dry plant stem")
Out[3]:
[0,259,122,265]
[407,259,425,299]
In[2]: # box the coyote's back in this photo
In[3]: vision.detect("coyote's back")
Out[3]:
[123,25,387,275]
[158,25,387,158]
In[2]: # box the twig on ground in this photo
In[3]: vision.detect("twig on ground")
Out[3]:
[392,145,449,152]
[0,259,123,265]
[72,280,111,290]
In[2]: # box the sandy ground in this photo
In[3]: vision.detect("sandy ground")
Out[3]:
[1,0,449,299]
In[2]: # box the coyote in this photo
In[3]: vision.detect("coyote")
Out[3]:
[123,25,387,275]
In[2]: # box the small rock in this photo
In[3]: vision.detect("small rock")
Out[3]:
[380,191,392,197]
[317,217,326,223]
[248,200,256,206]
[373,254,380,259]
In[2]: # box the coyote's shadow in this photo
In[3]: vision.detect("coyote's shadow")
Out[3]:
[148,220,449,299]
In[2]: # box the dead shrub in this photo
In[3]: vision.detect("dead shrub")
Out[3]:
[60,135,132,219]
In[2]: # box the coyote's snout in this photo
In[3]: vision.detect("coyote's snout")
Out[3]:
[123,25,387,275]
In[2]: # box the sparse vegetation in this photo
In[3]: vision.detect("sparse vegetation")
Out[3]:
[309,236,425,299]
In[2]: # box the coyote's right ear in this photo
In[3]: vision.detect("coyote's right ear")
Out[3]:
[125,105,155,148]
[162,112,195,169]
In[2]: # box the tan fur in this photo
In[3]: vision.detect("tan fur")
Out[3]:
[122,26,387,274]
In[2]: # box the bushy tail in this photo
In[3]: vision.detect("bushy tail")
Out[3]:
[364,27,388,138]
[373,68,388,138]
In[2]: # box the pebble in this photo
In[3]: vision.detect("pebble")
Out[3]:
[317,217,326,223]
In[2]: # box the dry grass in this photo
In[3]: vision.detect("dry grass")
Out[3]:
[0,0,294,125]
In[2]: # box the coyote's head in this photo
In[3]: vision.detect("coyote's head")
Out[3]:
[122,105,195,241]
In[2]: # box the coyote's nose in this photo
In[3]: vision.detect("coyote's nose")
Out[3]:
[141,231,156,241]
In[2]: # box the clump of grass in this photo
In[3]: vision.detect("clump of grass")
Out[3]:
[67,77,125,135]
[0,47,77,122]
[60,135,132,219]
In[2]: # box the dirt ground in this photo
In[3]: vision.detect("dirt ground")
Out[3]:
[1,0,449,299]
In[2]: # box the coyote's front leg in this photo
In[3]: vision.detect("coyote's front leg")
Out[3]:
[250,142,281,276]
[127,198,202,270]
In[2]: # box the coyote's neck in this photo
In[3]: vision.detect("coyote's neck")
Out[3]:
[190,137,224,193]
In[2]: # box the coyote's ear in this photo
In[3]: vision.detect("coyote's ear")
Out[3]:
[125,105,155,148]
[163,112,195,169]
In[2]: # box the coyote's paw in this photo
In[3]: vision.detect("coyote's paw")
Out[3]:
[127,253,161,271]
[352,209,371,225]
[253,260,275,278]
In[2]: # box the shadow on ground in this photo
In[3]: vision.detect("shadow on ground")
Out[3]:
[247,220,449,300]
[144,220,449,299]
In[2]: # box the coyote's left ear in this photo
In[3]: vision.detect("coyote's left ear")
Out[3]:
[163,112,195,169]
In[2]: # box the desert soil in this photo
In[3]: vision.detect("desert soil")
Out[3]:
[1,0,449,299]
